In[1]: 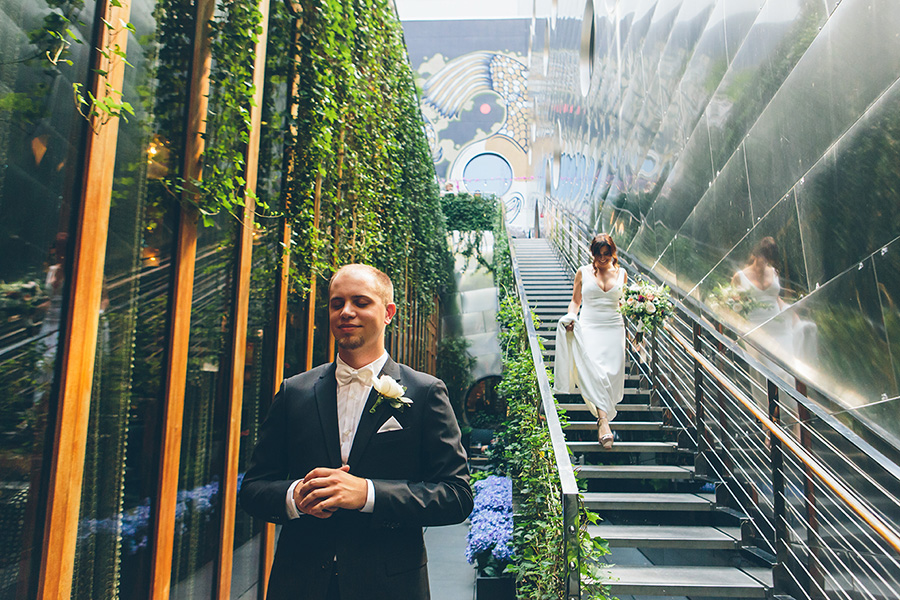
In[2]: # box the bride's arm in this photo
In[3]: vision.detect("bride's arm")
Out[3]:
[567,268,583,315]
[562,269,583,331]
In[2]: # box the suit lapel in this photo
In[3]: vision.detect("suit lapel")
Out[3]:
[314,363,341,468]
[348,357,402,466]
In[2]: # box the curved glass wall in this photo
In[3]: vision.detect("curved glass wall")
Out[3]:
[532,0,900,444]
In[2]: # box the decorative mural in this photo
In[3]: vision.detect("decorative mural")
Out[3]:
[402,20,532,231]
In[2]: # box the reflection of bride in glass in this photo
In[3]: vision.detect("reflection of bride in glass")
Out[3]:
[731,236,817,368]
[731,236,788,327]
[553,234,626,449]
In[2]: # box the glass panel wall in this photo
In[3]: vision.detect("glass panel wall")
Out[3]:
[0,0,95,593]
[229,3,292,596]
[69,0,189,594]
[170,211,236,599]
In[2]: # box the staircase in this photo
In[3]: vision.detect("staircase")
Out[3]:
[514,239,774,600]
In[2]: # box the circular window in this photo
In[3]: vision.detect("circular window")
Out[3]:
[463,153,513,197]
[579,0,595,96]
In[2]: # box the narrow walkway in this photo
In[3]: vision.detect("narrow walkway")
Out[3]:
[426,521,474,600]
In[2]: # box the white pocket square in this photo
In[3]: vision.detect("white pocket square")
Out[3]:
[377,416,403,433]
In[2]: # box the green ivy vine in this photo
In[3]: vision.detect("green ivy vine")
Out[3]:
[28,0,135,131]
[277,0,452,313]
[193,0,265,223]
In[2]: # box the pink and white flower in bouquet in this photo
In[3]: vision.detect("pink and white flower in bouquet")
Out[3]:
[618,280,674,338]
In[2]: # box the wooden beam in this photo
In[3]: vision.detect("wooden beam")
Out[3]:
[260,6,301,591]
[36,0,130,597]
[305,174,322,371]
[149,0,214,595]
[215,0,270,596]
[261,218,291,599]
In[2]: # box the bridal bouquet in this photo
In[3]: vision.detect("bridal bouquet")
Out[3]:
[706,283,764,318]
[618,280,674,339]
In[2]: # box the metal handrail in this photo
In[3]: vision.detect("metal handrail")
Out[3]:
[508,238,581,600]
[665,321,900,554]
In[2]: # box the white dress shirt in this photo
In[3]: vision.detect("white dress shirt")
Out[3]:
[284,353,387,519]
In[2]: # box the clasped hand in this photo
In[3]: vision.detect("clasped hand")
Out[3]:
[294,465,368,519]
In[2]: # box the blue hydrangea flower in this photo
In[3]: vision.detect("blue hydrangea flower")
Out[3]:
[466,476,514,572]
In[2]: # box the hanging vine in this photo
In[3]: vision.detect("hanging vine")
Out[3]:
[195,0,264,223]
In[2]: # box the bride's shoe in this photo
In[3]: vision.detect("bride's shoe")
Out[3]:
[597,416,614,450]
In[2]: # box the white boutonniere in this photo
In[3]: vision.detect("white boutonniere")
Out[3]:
[369,375,413,413]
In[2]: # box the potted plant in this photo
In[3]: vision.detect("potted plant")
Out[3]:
[466,475,515,599]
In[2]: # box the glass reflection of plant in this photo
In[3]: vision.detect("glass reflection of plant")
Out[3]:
[27,0,85,68]
[29,0,136,130]
[0,343,46,468]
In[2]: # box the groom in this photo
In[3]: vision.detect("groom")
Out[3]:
[239,264,473,600]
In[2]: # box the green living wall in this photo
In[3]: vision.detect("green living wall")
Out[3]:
[281,0,451,305]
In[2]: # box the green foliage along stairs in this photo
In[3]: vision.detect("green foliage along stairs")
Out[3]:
[514,238,773,600]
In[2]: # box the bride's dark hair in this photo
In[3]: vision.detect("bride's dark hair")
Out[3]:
[749,236,778,269]
[590,233,619,272]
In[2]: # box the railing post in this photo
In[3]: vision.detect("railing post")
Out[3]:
[769,379,789,592]
[693,322,706,452]
[797,382,824,599]
[563,491,580,600]
[650,326,659,406]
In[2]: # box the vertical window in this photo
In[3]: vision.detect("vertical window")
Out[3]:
[69,0,187,595]
[0,0,95,594]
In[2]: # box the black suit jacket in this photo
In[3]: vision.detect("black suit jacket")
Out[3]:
[239,357,473,600]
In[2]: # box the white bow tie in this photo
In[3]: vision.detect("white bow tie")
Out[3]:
[335,363,375,387]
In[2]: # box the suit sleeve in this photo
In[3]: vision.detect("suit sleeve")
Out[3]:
[238,384,297,524]
[370,379,474,527]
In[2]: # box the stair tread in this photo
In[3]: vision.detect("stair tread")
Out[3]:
[564,421,663,431]
[567,441,677,453]
[576,464,695,479]
[556,401,652,413]
[599,565,771,596]
[582,491,716,510]
[590,524,741,548]
[592,524,740,538]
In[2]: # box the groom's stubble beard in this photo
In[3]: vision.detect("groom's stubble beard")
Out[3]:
[336,334,364,350]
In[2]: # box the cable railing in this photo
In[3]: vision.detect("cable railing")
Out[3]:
[544,209,900,600]
[507,237,582,600]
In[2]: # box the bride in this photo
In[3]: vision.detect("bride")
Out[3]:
[553,233,626,449]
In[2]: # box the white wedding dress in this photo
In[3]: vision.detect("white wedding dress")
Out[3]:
[734,270,794,355]
[553,266,626,420]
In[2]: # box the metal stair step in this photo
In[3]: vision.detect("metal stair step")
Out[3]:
[567,441,678,453]
[589,524,741,550]
[582,492,716,511]
[596,565,771,598]
[521,292,573,298]
[564,420,664,431]
[556,400,652,413]
[575,464,695,479]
